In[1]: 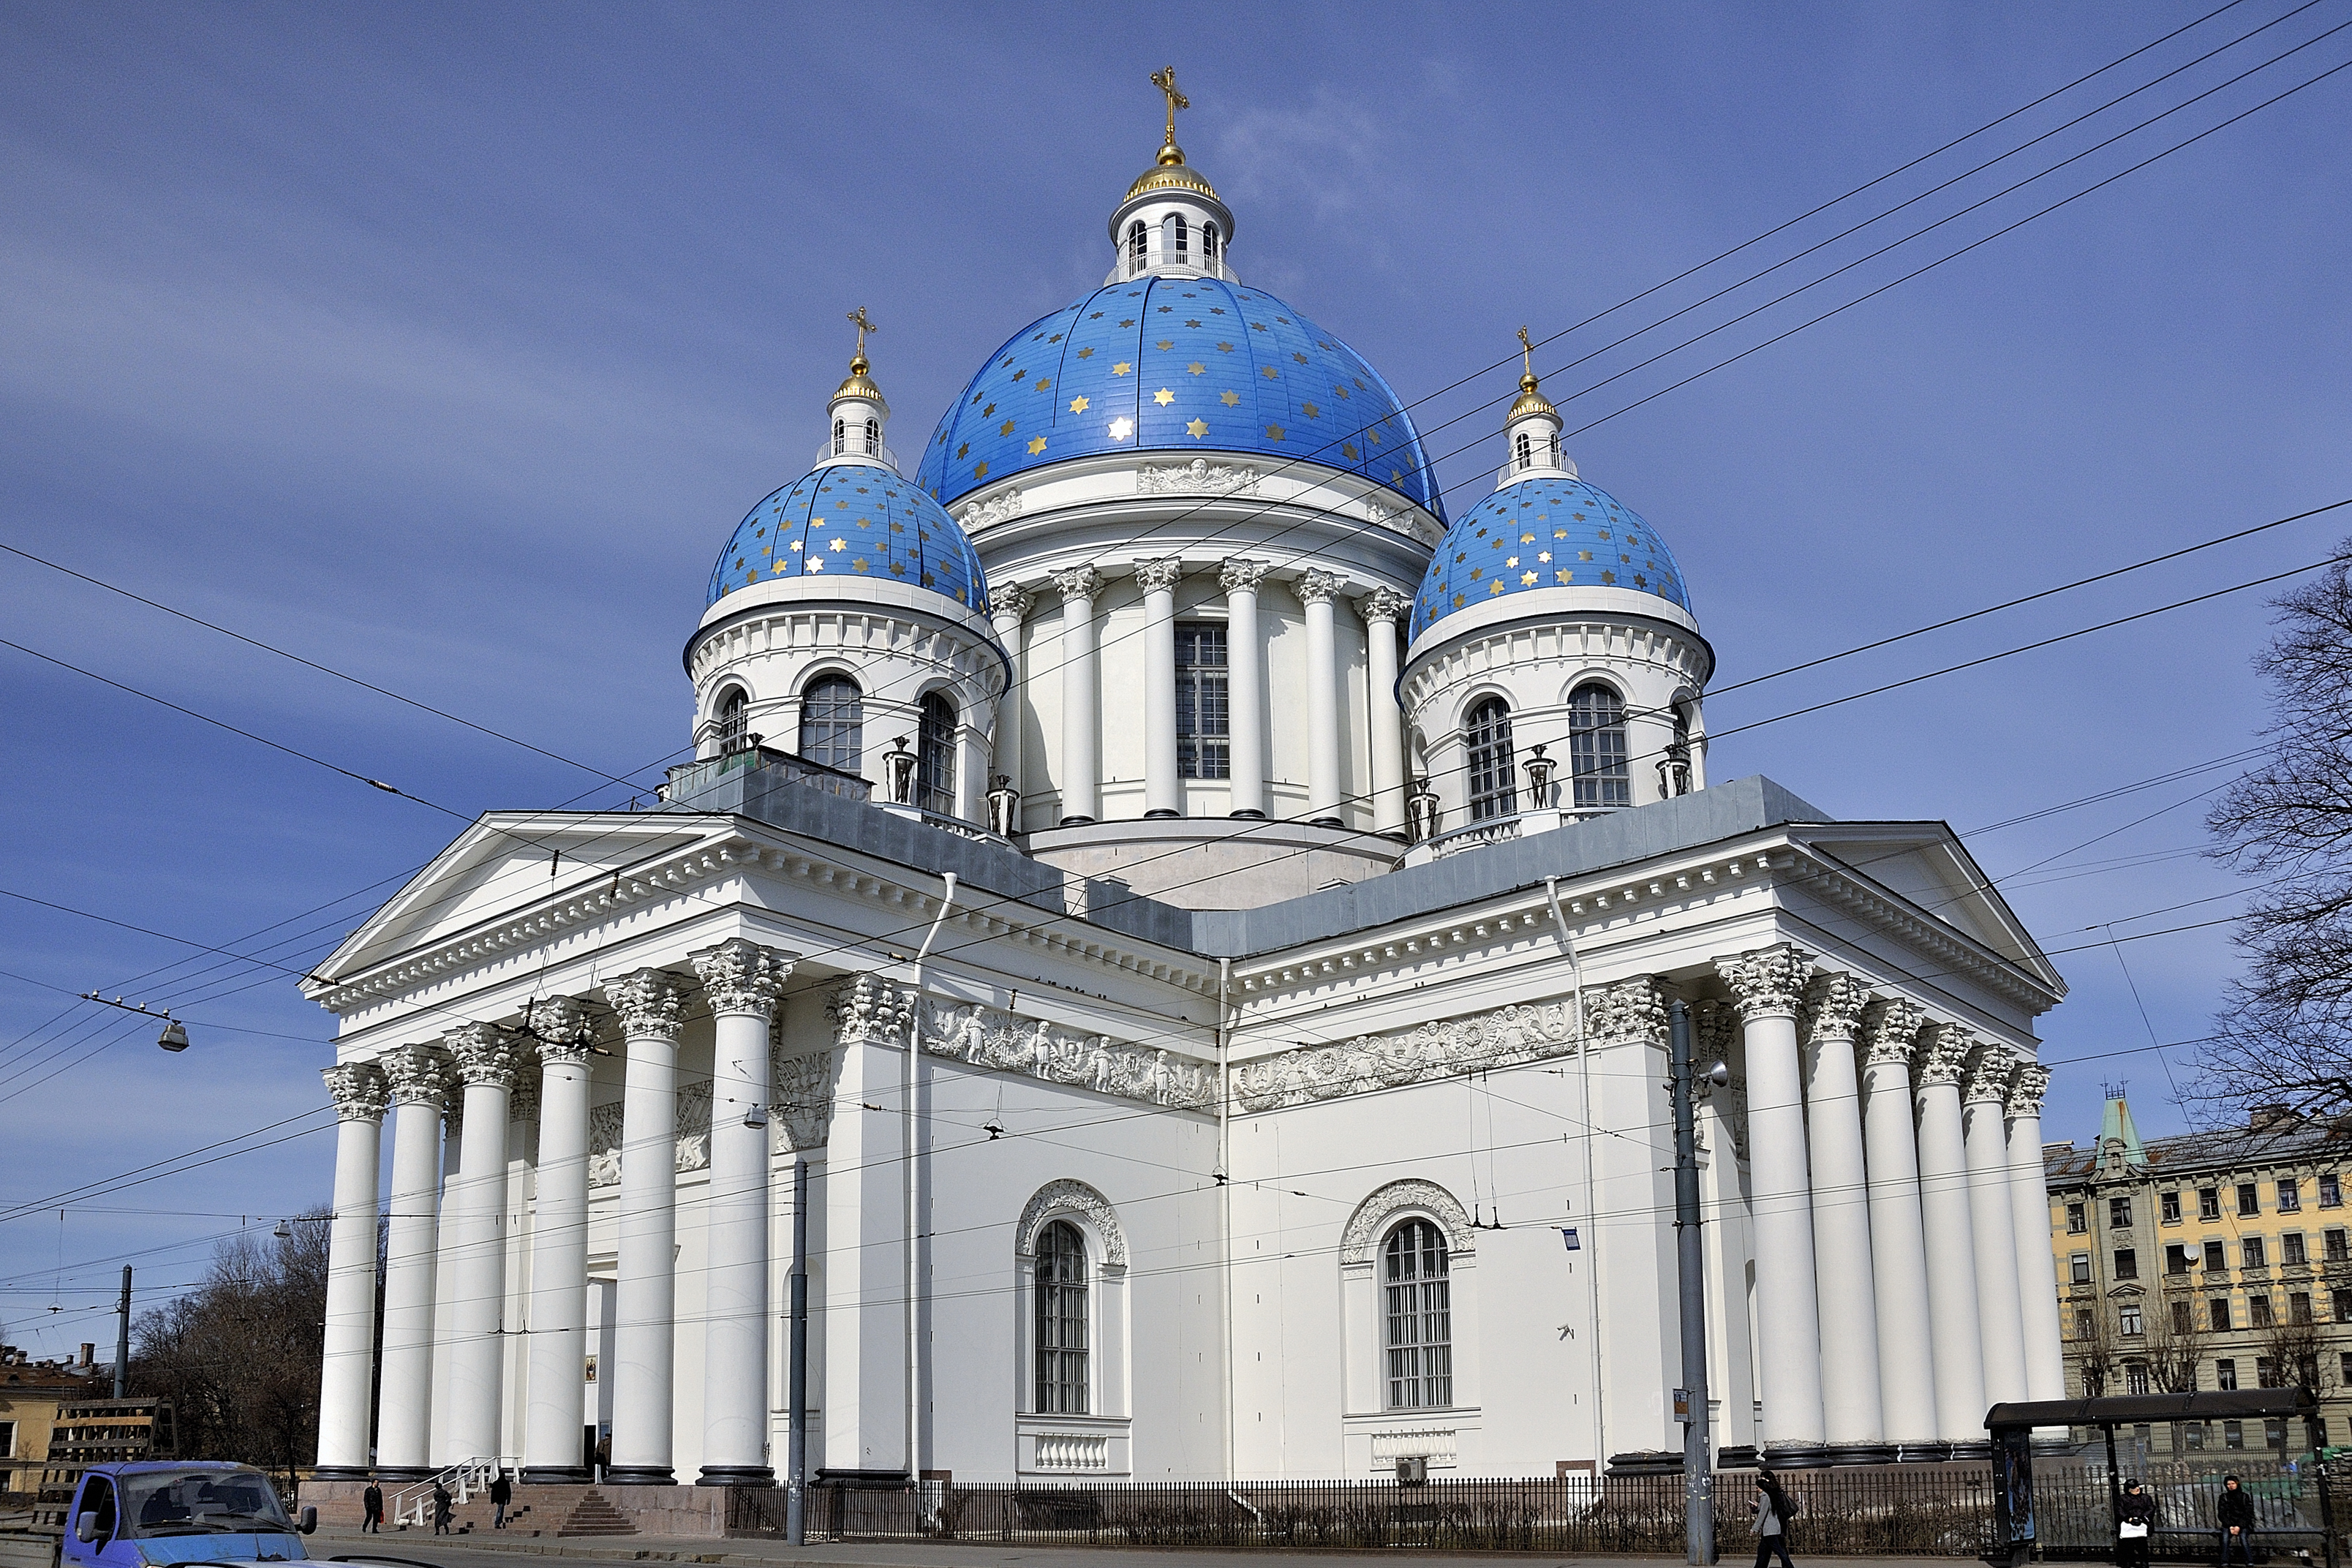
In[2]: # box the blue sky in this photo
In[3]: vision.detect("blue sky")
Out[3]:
[2,3,2347,1355]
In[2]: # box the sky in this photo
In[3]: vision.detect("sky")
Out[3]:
[1,2,2347,1360]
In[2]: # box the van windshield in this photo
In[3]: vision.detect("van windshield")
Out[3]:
[119,1469,293,1537]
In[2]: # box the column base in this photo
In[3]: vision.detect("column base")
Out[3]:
[1714,1445,1760,1470]
[519,1466,591,1485]
[1228,809,1265,819]
[1945,1439,1994,1461]
[1826,1442,1900,1466]
[310,1466,374,1481]
[1760,1443,1836,1469]
[1309,815,1344,829]
[696,1466,775,1488]
[602,1466,677,1486]
[1142,808,1182,820]
[1058,815,1095,827]
[1893,1441,1953,1463]
[372,1467,434,1482]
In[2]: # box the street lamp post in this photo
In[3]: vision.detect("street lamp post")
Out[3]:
[1670,998,1720,1565]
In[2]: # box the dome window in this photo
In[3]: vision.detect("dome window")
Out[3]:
[1167,214,1188,265]
[863,416,879,455]
[1515,432,1533,472]
[715,687,752,755]
[799,674,864,776]
[1126,222,1147,279]
[1202,223,1219,267]
[1567,683,1632,810]
[832,418,847,458]
[916,690,956,815]
[1465,698,1516,821]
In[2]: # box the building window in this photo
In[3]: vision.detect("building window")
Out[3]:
[2119,1303,2144,1336]
[2280,1179,2303,1213]
[832,417,846,457]
[0,1420,12,1458]
[2162,1191,2182,1224]
[2167,1244,2193,1275]
[2244,1237,2269,1270]
[2250,1294,2276,1329]
[2173,1299,2195,1335]
[2074,1308,2096,1341]
[2115,1248,2139,1280]
[798,674,863,774]
[1464,698,1516,821]
[2112,1196,2135,1229]
[1567,683,1632,809]
[2205,1239,2228,1273]
[862,416,878,453]
[1169,214,1188,263]
[2323,1174,2342,1207]
[1126,221,1147,274]
[1383,1218,1453,1409]
[2201,1187,2223,1220]
[1202,224,1219,263]
[1515,431,1533,471]
[1175,622,1229,780]
[2340,1352,2352,1384]
[2292,1292,2314,1325]
[2125,1361,2151,1395]
[2212,1299,2233,1333]
[2240,1183,2261,1217]
[1033,1219,1089,1414]
[2330,1229,2350,1262]
[2285,1232,2308,1267]
[715,687,750,752]
[2257,1356,2281,1390]
[916,691,956,815]
[2187,1422,2206,1450]
[2217,1359,2239,1390]
[2225,1420,2244,1449]
[2070,1253,2092,1284]
[2335,1289,2352,1323]
[2068,1202,2089,1234]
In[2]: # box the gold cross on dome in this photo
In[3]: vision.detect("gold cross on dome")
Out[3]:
[1150,67,1189,144]
[1518,325,1534,379]
[848,306,878,361]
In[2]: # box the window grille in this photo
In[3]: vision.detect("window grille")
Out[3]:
[1515,432,1532,470]
[1567,683,1632,809]
[1175,621,1230,779]
[1464,698,1515,821]
[1033,1220,1089,1414]
[716,688,750,752]
[1384,1219,1452,1409]
[916,691,956,815]
[798,675,863,774]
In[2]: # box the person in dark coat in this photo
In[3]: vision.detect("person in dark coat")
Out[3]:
[489,1471,512,1529]
[2217,1474,2257,1567]
[361,1479,382,1534]
[431,1482,453,1536]
[2117,1478,2157,1568]
[1752,1471,1798,1568]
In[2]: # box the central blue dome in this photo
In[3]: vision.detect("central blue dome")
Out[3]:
[916,276,1445,521]
[707,459,989,613]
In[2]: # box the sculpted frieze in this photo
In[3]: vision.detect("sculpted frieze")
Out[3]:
[1139,459,1259,497]
[582,1081,716,1188]
[921,1000,1212,1109]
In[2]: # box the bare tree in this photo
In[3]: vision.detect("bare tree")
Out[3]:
[2146,1291,2202,1394]
[2202,550,2352,1125]
[2078,1305,2117,1398]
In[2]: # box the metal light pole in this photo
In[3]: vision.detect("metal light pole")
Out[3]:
[113,1267,132,1398]
[1670,999,1718,1565]
[786,1158,810,1545]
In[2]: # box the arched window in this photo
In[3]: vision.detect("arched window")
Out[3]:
[798,674,863,774]
[1126,221,1147,276]
[1170,214,1188,263]
[1465,697,1516,821]
[916,690,956,815]
[715,687,750,753]
[1034,1219,1089,1414]
[1515,431,1532,471]
[1202,224,1219,265]
[863,417,879,453]
[1548,433,1561,466]
[1567,682,1632,809]
[1383,1219,1452,1409]
[832,417,845,457]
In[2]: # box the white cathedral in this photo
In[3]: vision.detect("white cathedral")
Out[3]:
[303,83,2070,1495]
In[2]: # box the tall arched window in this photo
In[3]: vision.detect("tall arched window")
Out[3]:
[1169,214,1188,263]
[1383,1219,1452,1409]
[1034,1220,1090,1414]
[1202,224,1219,265]
[1567,682,1632,809]
[832,418,845,457]
[1465,697,1516,821]
[916,690,956,814]
[799,674,863,774]
[715,687,750,753]
[1548,433,1561,466]
[1515,431,1533,470]
[863,417,879,453]
[1126,221,1147,275]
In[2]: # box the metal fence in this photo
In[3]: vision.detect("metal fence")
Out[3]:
[726,1462,2348,1557]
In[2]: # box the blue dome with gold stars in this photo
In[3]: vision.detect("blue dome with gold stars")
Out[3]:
[1409,474,1692,643]
[706,458,989,614]
[916,276,1445,521]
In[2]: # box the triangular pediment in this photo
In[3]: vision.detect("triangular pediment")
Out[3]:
[1794,822,2066,997]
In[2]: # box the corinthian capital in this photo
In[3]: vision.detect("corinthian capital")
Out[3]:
[691,938,795,1018]
[1714,944,1815,1021]
[380,1044,451,1107]
[527,995,596,1066]
[1051,565,1101,603]
[1356,587,1411,625]
[323,1061,389,1123]
[1801,971,1872,1043]
[1580,976,1669,1049]
[1859,996,1928,1070]
[1219,557,1270,595]
[2008,1063,2051,1118]
[984,584,1032,623]
[830,973,914,1049]
[1692,998,1738,1061]
[447,1023,527,1090]
[1295,569,1343,606]
[1963,1043,2019,1105]
[608,969,689,1041]
[1915,1022,1975,1087]
[1133,557,1183,595]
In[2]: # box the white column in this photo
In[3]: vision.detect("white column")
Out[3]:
[1716,945,1827,1455]
[1913,1025,1988,1446]
[822,976,914,1477]
[1221,559,1268,818]
[1964,1044,2030,1407]
[442,1024,524,1464]
[987,585,1030,805]
[1137,558,1183,818]
[1857,998,1940,1449]
[1800,973,1886,1451]
[1297,569,1343,826]
[522,998,595,1482]
[2005,1064,2068,1402]
[693,940,794,1485]
[376,1047,447,1477]
[1052,566,1101,826]
[1357,588,1409,837]
[315,1061,388,1477]
[608,969,687,1485]
[430,1093,464,1463]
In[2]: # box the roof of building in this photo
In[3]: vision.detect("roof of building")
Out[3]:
[705,458,989,616]
[913,274,1444,521]
[2044,1107,2352,1183]
[1410,472,1692,642]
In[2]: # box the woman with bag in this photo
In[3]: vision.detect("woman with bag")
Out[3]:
[2117,1478,2157,1568]
[1752,1471,1800,1568]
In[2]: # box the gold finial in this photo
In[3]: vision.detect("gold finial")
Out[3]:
[1509,324,1556,423]
[1517,325,1537,392]
[1150,66,1190,165]
[846,306,878,374]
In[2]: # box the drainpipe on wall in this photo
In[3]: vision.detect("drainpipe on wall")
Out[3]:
[1547,876,1605,1467]
[1218,955,1235,1485]
[906,872,957,1488]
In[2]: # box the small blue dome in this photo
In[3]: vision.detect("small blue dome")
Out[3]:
[707,458,989,614]
[916,276,1446,522]
[1410,474,1692,643]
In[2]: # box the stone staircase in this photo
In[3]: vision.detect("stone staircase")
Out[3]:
[557,1490,638,1538]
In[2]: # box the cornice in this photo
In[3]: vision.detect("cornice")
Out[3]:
[1780,843,2060,1014]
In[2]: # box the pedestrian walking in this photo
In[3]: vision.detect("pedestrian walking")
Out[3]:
[1752,1471,1800,1568]
[489,1471,512,1529]
[361,1478,382,1534]
[431,1481,452,1537]
[2117,1477,2156,1568]
[2217,1474,2256,1567]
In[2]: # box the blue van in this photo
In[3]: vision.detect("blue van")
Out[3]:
[56,1461,317,1568]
